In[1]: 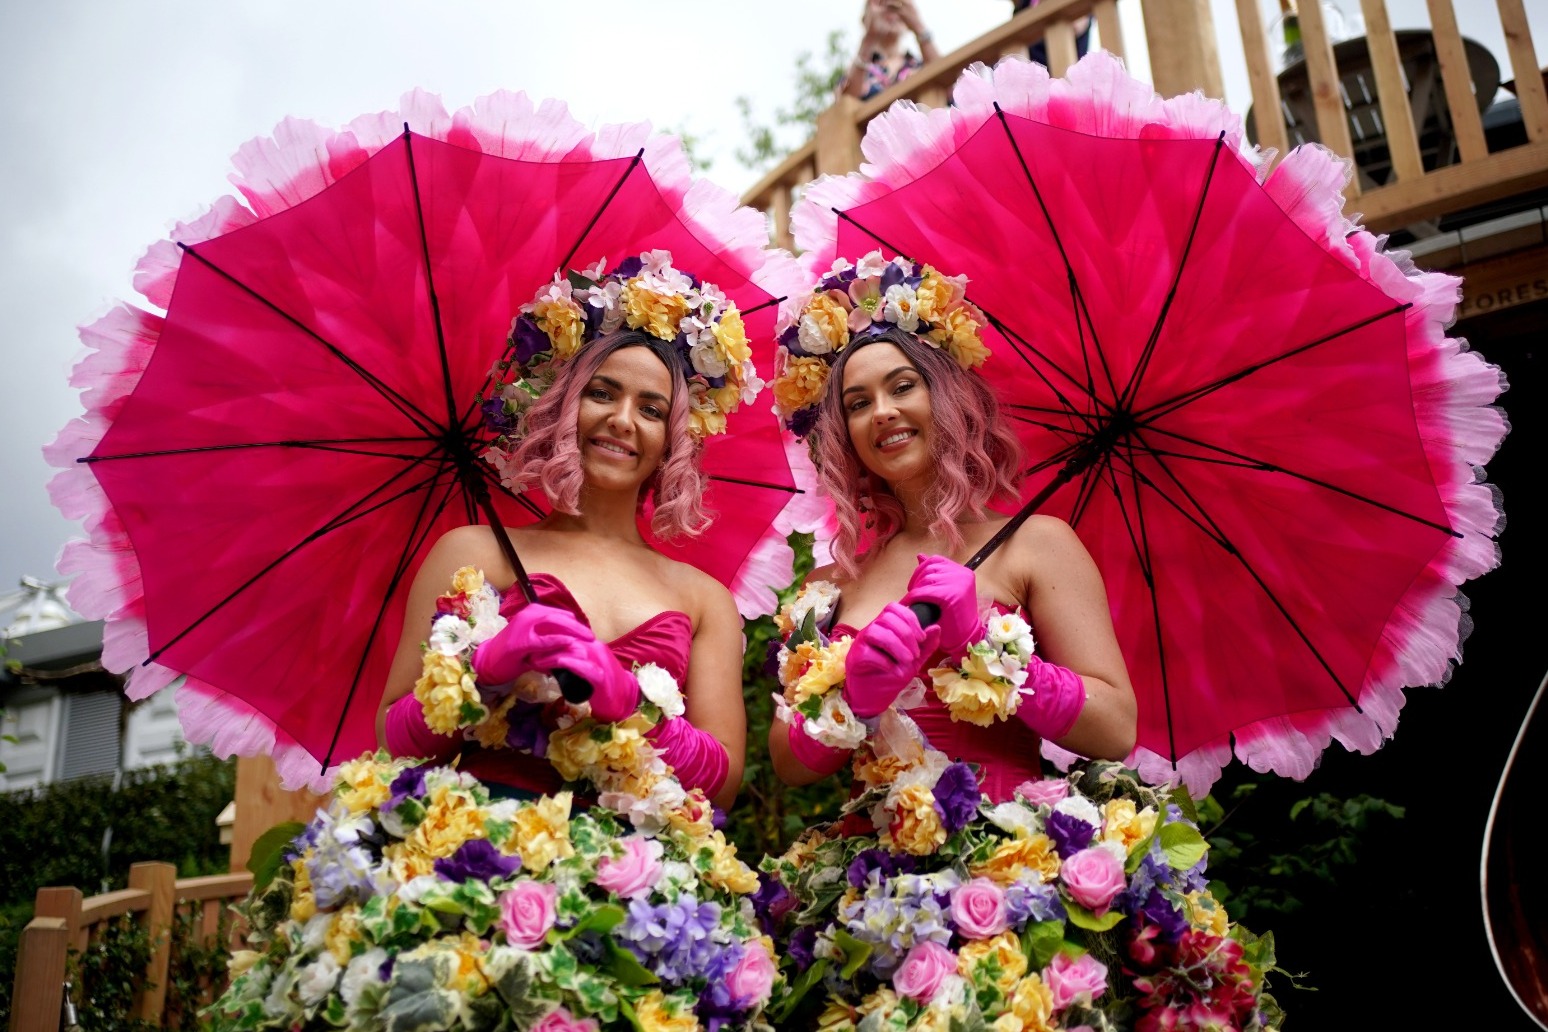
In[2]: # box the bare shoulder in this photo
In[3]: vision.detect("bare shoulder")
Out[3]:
[1009,514,1087,557]
[656,553,739,625]
[805,561,843,587]
[999,514,1101,594]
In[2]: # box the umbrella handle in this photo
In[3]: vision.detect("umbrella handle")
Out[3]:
[554,668,593,705]
[909,602,942,627]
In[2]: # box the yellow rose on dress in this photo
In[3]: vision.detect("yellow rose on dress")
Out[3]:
[772,356,831,415]
[993,973,1056,1032]
[414,651,479,735]
[703,830,760,895]
[531,298,586,360]
[712,308,752,365]
[1102,798,1157,855]
[635,990,702,1032]
[407,783,487,860]
[816,998,858,1031]
[929,665,1010,727]
[971,833,1061,885]
[289,853,317,922]
[468,694,518,749]
[507,792,574,873]
[857,987,901,1019]
[334,756,391,813]
[326,905,363,965]
[402,931,492,996]
[383,840,436,882]
[853,749,911,787]
[791,638,852,705]
[1187,889,1230,936]
[623,282,690,341]
[958,930,1028,995]
[884,783,949,855]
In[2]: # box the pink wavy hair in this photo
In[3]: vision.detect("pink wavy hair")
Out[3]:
[502,333,710,539]
[814,328,1022,577]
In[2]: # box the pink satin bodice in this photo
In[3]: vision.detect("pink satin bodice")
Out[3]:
[835,603,1042,803]
[459,572,693,792]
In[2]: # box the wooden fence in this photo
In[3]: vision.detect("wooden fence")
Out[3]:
[8,862,253,1032]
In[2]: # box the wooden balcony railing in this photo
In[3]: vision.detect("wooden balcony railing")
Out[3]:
[744,0,1548,246]
[9,862,253,1032]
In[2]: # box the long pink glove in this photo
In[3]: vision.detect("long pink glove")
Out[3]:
[902,554,981,656]
[785,713,851,776]
[384,692,460,763]
[1015,656,1087,740]
[647,717,730,798]
[494,606,640,723]
[842,602,940,719]
[471,602,575,687]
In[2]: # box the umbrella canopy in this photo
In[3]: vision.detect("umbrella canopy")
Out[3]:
[792,54,1506,794]
[47,91,809,790]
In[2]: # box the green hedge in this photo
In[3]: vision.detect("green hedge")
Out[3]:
[0,752,236,1024]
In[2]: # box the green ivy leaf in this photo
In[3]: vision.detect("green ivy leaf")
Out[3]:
[1159,822,1209,871]
[1065,904,1124,932]
[833,927,873,979]
[603,939,660,987]
[1022,919,1065,969]
[770,957,830,1023]
[246,821,306,892]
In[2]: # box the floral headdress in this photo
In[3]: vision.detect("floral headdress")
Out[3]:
[769,250,991,439]
[481,249,761,447]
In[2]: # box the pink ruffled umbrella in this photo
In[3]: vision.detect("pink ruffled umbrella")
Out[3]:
[47,92,810,790]
[793,53,1506,794]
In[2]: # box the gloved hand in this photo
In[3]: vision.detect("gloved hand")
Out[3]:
[647,718,730,797]
[902,554,980,657]
[501,606,641,723]
[384,692,460,763]
[470,602,576,687]
[842,602,939,719]
[785,713,852,776]
[1014,655,1087,740]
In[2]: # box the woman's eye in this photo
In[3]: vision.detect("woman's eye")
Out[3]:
[586,387,611,401]
[894,380,915,396]
[642,405,665,420]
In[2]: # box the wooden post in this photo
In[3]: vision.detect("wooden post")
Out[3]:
[1138,0,1224,98]
[815,95,864,177]
[9,917,68,1032]
[229,754,327,873]
[1498,0,1548,143]
[1236,0,1290,157]
[1045,20,1081,77]
[129,861,175,1024]
[1361,0,1424,181]
[31,886,84,958]
[1093,0,1125,60]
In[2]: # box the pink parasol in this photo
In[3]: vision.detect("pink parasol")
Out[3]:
[793,53,1507,794]
[46,92,810,790]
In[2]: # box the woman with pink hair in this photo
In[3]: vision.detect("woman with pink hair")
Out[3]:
[766,253,1136,801]
[376,253,748,810]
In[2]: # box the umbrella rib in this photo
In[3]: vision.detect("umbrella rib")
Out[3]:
[707,474,803,493]
[322,466,462,769]
[1115,441,1181,766]
[1139,425,1461,537]
[1117,437,1361,708]
[982,309,1111,417]
[80,436,447,465]
[1067,447,1110,528]
[401,127,461,433]
[143,457,453,666]
[990,103,1122,404]
[477,460,550,521]
[1118,133,1228,411]
[560,148,646,271]
[177,243,441,436]
[1136,301,1412,422]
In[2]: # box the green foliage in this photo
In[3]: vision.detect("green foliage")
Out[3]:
[724,532,851,862]
[163,903,239,1032]
[68,912,160,1032]
[734,30,852,173]
[1198,776,1405,923]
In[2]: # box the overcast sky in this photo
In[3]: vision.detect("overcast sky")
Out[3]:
[2,0,1540,612]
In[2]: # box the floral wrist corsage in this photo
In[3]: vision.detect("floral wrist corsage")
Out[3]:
[927,609,1037,726]
[771,579,872,752]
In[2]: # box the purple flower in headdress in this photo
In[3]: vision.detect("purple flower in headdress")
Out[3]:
[879,261,907,292]
[1046,810,1098,859]
[787,406,820,439]
[932,762,981,833]
[509,315,550,366]
[481,397,515,436]
[613,255,645,279]
[434,838,522,883]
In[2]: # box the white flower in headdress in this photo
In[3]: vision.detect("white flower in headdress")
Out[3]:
[827,256,855,276]
[856,251,890,278]
[581,279,625,333]
[798,312,836,355]
[883,283,921,332]
[738,366,766,405]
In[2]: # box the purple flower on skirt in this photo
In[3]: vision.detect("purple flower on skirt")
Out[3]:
[787,925,818,972]
[932,762,980,833]
[504,701,548,757]
[1005,878,1067,928]
[1138,887,1189,942]
[847,848,919,890]
[1046,811,1098,859]
[385,763,431,811]
[750,875,796,935]
[509,315,550,366]
[433,839,522,883]
[696,945,746,1030]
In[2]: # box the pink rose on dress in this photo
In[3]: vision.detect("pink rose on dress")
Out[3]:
[595,835,664,898]
[498,880,557,949]
[1060,846,1127,913]
[1044,951,1109,1009]
[950,877,1009,940]
[892,940,957,1002]
[1016,778,1070,807]
[727,943,778,1009]
[531,1007,599,1032]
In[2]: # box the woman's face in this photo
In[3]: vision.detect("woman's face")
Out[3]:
[576,345,673,494]
[841,340,934,489]
[863,0,905,34]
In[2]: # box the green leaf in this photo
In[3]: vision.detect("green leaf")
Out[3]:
[1169,786,1201,823]
[561,903,626,939]
[1021,920,1065,969]
[1159,822,1209,871]
[770,957,830,1023]
[566,270,596,290]
[1065,904,1124,932]
[246,821,306,892]
[795,607,818,645]
[602,939,659,987]
[833,928,874,979]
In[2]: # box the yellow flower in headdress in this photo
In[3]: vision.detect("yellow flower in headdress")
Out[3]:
[928,304,991,369]
[772,356,831,415]
[530,298,587,359]
[623,281,690,340]
[913,267,962,323]
[800,291,852,354]
[713,308,752,365]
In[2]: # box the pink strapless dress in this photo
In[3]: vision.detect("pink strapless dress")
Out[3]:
[835,603,1042,803]
[457,572,693,795]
